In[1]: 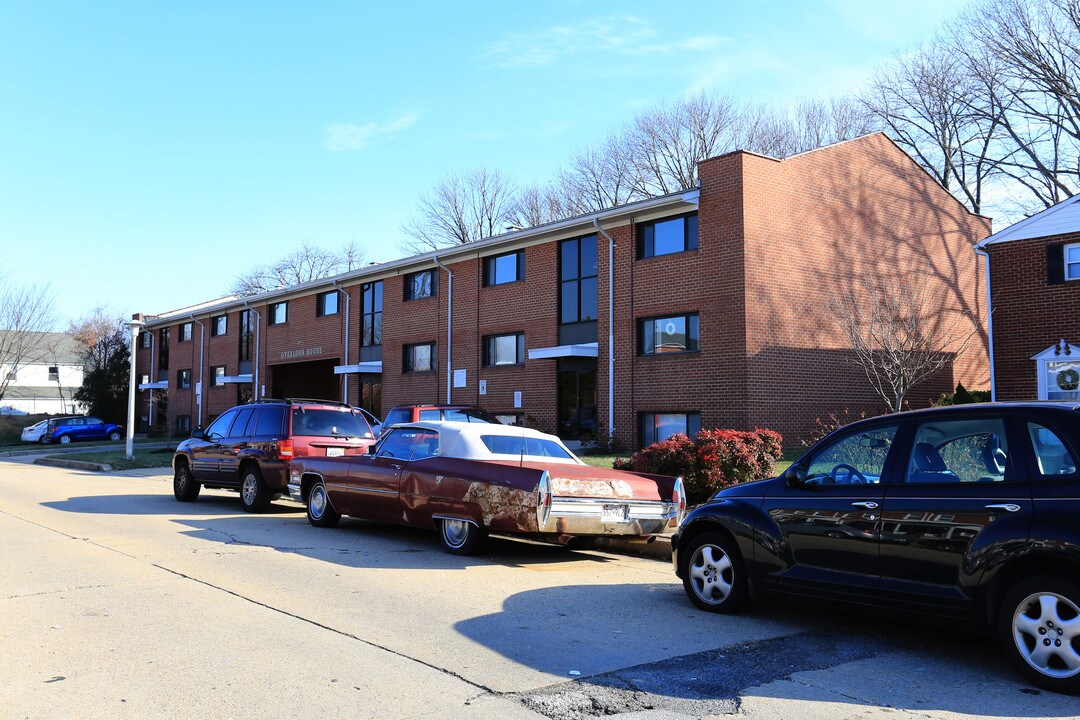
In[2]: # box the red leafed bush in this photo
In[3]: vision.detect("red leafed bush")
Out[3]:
[615,428,783,504]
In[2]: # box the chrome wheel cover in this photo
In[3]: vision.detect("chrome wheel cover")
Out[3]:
[1012,591,1080,679]
[689,544,734,605]
[241,473,259,506]
[59,435,71,445]
[442,519,471,548]
[310,485,327,519]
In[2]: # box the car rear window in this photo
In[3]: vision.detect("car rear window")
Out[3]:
[384,408,411,427]
[292,408,370,438]
[480,435,575,460]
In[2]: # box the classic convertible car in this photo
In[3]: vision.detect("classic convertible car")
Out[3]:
[288,421,686,554]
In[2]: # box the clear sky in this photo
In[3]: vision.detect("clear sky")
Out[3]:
[0,0,975,326]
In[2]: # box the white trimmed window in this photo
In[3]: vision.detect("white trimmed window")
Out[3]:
[1067,243,1080,281]
[1033,342,1080,401]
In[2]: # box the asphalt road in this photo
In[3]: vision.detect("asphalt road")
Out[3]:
[1,461,1076,720]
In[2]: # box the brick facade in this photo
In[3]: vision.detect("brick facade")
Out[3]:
[135,133,990,448]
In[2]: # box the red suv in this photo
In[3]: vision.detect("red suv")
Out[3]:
[172,399,376,512]
[380,405,501,436]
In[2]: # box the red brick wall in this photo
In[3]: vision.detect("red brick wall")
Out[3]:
[988,232,1080,400]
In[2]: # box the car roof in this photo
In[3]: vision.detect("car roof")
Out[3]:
[387,420,581,463]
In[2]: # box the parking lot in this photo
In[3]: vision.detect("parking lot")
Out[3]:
[2,461,1076,719]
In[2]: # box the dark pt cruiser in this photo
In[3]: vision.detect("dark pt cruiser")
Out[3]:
[672,402,1080,694]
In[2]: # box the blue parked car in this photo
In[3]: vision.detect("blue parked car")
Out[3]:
[41,416,124,445]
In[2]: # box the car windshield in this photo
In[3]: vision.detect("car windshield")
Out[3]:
[479,434,576,460]
[444,408,500,423]
[292,408,370,438]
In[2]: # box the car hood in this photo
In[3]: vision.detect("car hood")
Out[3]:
[506,461,673,501]
[714,476,776,499]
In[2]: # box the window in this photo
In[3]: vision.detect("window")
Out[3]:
[383,407,411,428]
[483,333,525,366]
[211,315,227,336]
[230,407,257,437]
[48,366,59,382]
[1067,243,1080,281]
[177,369,192,389]
[316,290,340,317]
[480,434,575,460]
[140,331,152,349]
[211,366,226,387]
[140,374,149,384]
[495,413,522,426]
[404,343,435,372]
[204,409,238,439]
[803,424,899,485]
[269,302,288,325]
[906,418,1010,483]
[1028,422,1078,476]
[560,235,598,325]
[251,407,286,436]
[239,310,253,362]
[179,322,193,342]
[640,313,699,355]
[376,428,422,459]
[405,270,436,300]
[409,429,440,460]
[177,415,191,434]
[5,365,16,381]
[483,251,524,286]
[640,412,701,447]
[361,281,383,362]
[159,328,170,370]
[637,212,698,258]
[291,408,368,438]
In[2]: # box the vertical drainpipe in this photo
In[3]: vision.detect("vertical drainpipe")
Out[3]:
[593,218,615,445]
[147,330,156,428]
[242,300,261,399]
[432,256,452,404]
[332,279,350,405]
[974,244,996,401]
[187,314,205,427]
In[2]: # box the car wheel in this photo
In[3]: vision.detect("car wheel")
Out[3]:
[39,435,49,445]
[306,480,340,528]
[239,465,272,513]
[680,531,748,613]
[439,518,485,556]
[108,430,121,441]
[173,460,201,502]
[999,575,1080,694]
[58,434,72,445]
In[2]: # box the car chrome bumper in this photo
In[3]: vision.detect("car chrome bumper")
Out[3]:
[538,497,679,536]
[287,474,303,504]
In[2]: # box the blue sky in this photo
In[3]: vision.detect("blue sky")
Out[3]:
[0,0,974,325]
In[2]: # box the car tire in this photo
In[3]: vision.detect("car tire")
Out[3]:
[39,435,49,445]
[58,434,72,445]
[438,518,485,556]
[239,465,272,513]
[999,575,1080,694]
[306,480,340,528]
[173,460,201,502]
[680,531,748,613]
[108,430,121,441]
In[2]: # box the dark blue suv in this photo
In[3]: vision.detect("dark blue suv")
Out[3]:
[41,416,124,445]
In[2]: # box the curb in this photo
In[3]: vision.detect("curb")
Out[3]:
[33,458,112,472]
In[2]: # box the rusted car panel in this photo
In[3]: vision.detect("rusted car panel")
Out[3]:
[289,421,686,553]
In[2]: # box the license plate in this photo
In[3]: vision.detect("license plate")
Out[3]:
[326,447,344,457]
[601,504,628,522]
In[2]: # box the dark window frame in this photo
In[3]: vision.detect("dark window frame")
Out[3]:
[403,342,436,373]
[177,368,192,390]
[638,312,701,355]
[639,411,702,448]
[238,310,253,362]
[559,234,599,326]
[210,365,226,387]
[483,251,525,287]
[158,328,170,371]
[636,212,699,259]
[140,331,152,349]
[211,315,227,337]
[268,302,288,326]
[316,290,340,317]
[404,269,437,301]
[483,332,525,367]
[179,322,193,343]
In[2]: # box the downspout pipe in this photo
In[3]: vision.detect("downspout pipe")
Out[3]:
[432,256,453,404]
[974,244,996,401]
[186,313,205,428]
[593,218,615,446]
[147,330,156,428]
[242,300,262,400]
[332,278,351,405]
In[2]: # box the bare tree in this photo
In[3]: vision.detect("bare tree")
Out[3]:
[0,277,57,403]
[504,183,573,228]
[230,240,366,296]
[829,274,976,413]
[558,133,643,213]
[69,308,126,373]
[69,308,129,422]
[400,167,517,252]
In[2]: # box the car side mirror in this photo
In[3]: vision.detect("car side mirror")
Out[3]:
[784,465,807,488]
[190,428,205,439]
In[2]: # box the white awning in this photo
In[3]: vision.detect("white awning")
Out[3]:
[527,342,599,360]
[219,374,253,384]
[138,381,169,390]
[334,361,383,375]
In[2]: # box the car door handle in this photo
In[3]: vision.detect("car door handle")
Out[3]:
[390,464,402,470]
[851,501,879,509]
[986,503,1021,513]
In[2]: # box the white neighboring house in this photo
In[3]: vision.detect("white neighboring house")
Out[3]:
[0,332,85,415]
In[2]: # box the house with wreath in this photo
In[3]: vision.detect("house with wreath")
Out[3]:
[975,195,1080,401]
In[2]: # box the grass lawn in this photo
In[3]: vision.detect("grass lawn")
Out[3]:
[46,448,175,471]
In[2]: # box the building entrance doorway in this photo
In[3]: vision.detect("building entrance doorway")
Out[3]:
[557,358,597,441]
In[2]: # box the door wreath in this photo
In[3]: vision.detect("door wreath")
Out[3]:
[1057,368,1080,391]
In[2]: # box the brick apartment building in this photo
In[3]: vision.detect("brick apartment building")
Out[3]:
[975,194,1080,402]
[133,132,990,447]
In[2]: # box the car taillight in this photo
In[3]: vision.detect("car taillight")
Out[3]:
[536,471,552,531]
[278,438,294,460]
[673,476,687,527]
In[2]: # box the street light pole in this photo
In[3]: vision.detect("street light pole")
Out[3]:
[125,317,145,460]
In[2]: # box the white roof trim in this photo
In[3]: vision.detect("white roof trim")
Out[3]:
[334,362,383,375]
[976,194,1080,248]
[138,381,169,390]
[1031,341,1080,361]
[527,343,599,360]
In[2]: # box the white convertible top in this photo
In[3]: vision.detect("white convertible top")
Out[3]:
[390,420,584,465]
